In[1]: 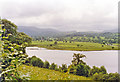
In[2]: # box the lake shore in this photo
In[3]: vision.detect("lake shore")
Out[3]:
[30,41,119,51]
[26,47,118,73]
[29,45,119,51]
[29,46,119,52]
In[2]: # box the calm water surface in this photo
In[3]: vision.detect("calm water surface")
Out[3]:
[26,47,118,73]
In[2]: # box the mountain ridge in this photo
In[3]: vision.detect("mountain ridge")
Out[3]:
[17,26,76,37]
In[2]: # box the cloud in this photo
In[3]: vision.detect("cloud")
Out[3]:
[0,0,119,32]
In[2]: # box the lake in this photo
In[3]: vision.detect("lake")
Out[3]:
[26,47,118,73]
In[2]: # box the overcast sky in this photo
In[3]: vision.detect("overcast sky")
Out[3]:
[0,0,119,32]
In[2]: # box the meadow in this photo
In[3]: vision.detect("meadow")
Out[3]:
[30,41,119,51]
[18,65,92,80]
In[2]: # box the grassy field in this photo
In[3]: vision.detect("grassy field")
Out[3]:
[30,41,119,51]
[18,65,92,80]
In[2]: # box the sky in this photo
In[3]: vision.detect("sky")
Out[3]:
[0,0,119,32]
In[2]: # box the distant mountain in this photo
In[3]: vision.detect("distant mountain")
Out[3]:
[17,26,76,37]
[65,32,99,37]
[103,28,118,33]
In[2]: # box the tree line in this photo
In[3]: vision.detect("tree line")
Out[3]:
[24,53,120,81]
[32,32,119,44]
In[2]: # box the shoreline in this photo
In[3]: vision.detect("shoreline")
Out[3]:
[27,46,119,52]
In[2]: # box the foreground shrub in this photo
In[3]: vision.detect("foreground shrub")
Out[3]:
[49,63,57,70]
[93,73,103,80]
[44,60,50,69]
[74,63,90,77]
[59,64,68,73]
[68,65,76,74]
[90,66,107,76]
[99,66,107,74]
[93,72,120,81]
[30,56,44,67]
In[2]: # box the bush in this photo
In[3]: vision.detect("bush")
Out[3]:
[99,66,107,74]
[90,66,100,76]
[93,73,120,81]
[74,63,90,77]
[93,73,102,80]
[68,65,76,74]
[59,64,68,73]
[49,63,57,70]
[55,66,59,71]
[44,61,50,69]
[90,66,107,76]
[30,56,44,68]
[108,73,120,80]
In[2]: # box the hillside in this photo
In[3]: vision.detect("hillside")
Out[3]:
[17,26,118,38]
[18,26,76,37]
[18,26,61,37]
[18,65,91,80]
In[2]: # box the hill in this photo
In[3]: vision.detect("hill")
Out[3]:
[18,65,91,80]
[17,26,118,38]
[18,26,62,37]
[103,28,118,33]
[18,26,76,37]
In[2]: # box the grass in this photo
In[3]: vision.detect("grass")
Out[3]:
[18,65,92,80]
[30,41,119,51]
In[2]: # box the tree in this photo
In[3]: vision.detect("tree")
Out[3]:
[0,19,29,81]
[72,53,86,65]
[2,19,17,42]
[15,32,32,45]
[2,19,32,45]
[2,19,17,35]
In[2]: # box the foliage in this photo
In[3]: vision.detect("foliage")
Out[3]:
[32,32,119,44]
[1,19,17,36]
[59,64,68,73]
[24,53,110,80]
[23,53,119,80]
[30,56,44,68]
[43,61,50,69]
[72,53,86,65]
[99,66,107,74]
[73,64,90,77]
[90,66,107,76]
[2,19,32,45]
[49,63,57,70]
[15,32,32,45]
[93,72,120,81]
[68,65,76,74]
[0,19,29,81]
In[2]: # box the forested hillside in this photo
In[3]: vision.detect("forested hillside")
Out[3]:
[33,32,119,44]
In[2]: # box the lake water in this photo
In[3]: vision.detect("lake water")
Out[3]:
[26,47,118,73]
